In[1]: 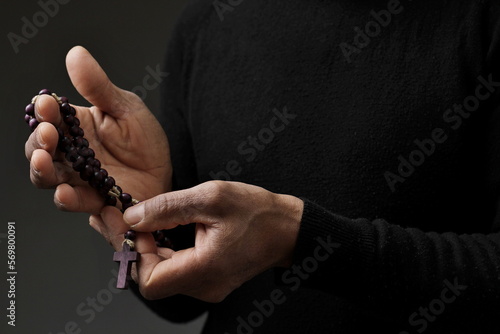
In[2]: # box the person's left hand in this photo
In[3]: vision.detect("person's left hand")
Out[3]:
[89,180,303,302]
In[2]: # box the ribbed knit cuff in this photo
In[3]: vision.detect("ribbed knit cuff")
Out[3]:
[275,198,376,290]
[294,198,375,264]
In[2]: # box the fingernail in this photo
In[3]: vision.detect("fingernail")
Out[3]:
[123,204,144,226]
[34,101,44,121]
[31,164,40,176]
[89,218,102,234]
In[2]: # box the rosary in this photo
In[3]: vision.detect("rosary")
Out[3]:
[25,89,172,289]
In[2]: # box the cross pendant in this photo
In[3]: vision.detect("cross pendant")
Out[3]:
[113,242,139,289]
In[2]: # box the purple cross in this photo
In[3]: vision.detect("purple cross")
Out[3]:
[113,243,139,289]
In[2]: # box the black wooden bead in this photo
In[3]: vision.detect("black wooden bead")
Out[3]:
[122,202,133,211]
[25,103,35,116]
[119,193,132,204]
[29,118,39,131]
[57,128,64,139]
[69,125,84,137]
[64,114,75,126]
[80,165,94,181]
[65,147,79,163]
[60,103,71,115]
[105,196,117,206]
[124,230,137,241]
[154,230,165,241]
[72,156,86,172]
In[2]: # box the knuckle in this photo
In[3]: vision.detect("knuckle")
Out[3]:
[148,195,169,217]
[195,181,233,218]
[203,180,225,194]
[200,181,228,207]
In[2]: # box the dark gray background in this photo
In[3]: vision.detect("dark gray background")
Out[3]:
[0,1,207,333]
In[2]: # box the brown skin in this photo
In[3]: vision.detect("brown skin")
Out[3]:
[25,46,304,303]
[90,181,303,302]
[25,46,171,214]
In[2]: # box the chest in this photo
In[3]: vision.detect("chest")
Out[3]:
[181,0,494,232]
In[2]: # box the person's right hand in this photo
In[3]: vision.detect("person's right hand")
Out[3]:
[25,46,172,214]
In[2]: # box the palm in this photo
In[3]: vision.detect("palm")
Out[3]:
[31,46,175,213]
[72,102,171,202]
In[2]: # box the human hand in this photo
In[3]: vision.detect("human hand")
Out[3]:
[89,181,304,302]
[25,46,171,214]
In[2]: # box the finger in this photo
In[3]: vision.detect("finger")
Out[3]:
[89,213,131,281]
[136,247,203,300]
[30,149,73,189]
[99,207,174,283]
[34,94,64,127]
[88,213,120,250]
[25,122,59,161]
[54,183,106,214]
[133,233,176,284]
[122,186,207,232]
[99,206,165,252]
[89,214,104,235]
[123,182,227,232]
[66,46,134,118]
[98,207,188,299]
[97,206,132,249]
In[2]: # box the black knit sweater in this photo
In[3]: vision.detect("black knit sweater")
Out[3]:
[131,0,500,332]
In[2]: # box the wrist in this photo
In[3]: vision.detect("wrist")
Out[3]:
[273,194,304,268]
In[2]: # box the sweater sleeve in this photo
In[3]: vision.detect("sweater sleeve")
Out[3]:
[291,198,500,312]
[290,98,500,320]
[285,2,500,318]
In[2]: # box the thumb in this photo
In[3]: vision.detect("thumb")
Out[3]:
[65,45,132,117]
